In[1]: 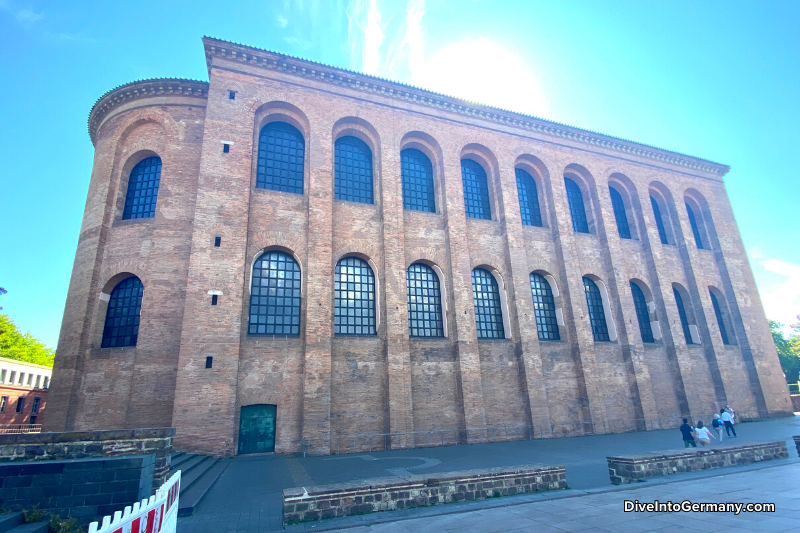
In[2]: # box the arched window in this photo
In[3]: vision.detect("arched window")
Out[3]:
[101,277,144,348]
[709,291,730,345]
[406,263,444,337]
[565,177,589,233]
[673,288,693,344]
[248,251,301,335]
[401,149,435,213]
[609,186,632,239]
[630,282,654,343]
[583,277,610,341]
[516,169,543,227]
[471,268,504,339]
[335,136,373,204]
[461,159,491,220]
[650,196,669,244]
[122,156,161,220]
[256,122,305,194]
[334,257,376,335]
[686,203,705,249]
[529,273,559,340]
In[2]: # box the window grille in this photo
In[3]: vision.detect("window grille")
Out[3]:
[630,282,654,343]
[565,177,589,233]
[583,277,610,341]
[0,396,6,413]
[15,397,24,413]
[650,196,669,244]
[101,277,144,348]
[529,273,560,340]
[710,291,730,345]
[256,122,305,194]
[32,397,40,414]
[472,268,505,339]
[248,251,301,335]
[122,156,161,220]
[609,186,632,239]
[335,136,374,204]
[406,263,444,337]
[673,288,693,344]
[686,203,705,249]
[516,169,543,227]
[401,149,436,213]
[334,257,376,335]
[461,159,491,220]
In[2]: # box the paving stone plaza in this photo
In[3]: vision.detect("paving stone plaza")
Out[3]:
[177,415,800,532]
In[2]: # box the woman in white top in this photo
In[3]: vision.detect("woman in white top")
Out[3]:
[694,421,716,446]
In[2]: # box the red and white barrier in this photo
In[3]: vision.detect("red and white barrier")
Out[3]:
[87,471,181,533]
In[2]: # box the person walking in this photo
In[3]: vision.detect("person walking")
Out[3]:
[694,421,716,446]
[680,418,697,448]
[712,413,724,443]
[721,408,737,438]
[726,404,736,425]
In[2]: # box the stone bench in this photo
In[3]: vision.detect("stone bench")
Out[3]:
[282,464,566,525]
[607,441,788,485]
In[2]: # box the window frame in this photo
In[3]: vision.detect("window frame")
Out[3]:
[121,156,162,220]
[516,168,543,227]
[406,263,445,338]
[101,276,144,348]
[583,277,611,342]
[460,158,493,220]
[565,176,590,234]
[609,185,632,239]
[334,136,375,205]
[529,272,560,341]
[630,281,655,343]
[247,250,303,337]
[255,121,306,195]
[471,268,506,340]
[401,148,436,213]
[334,256,378,336]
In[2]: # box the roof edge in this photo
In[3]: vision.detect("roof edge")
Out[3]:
[202,36,730,177]
[87,78,209,145]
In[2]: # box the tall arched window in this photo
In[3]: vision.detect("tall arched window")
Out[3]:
[630,282,654,343]
[516,168,542,227]
[406,263,444,337]
[256,122,305,194]
[529,273,559,340]
[709,291,730,345]
[461,159,491,220]
[686,203,705,249]
[650,196,669,244]
[565,177,589,233]
[673,288,693,344]
[101,277,144,348]
[335,136,373,204]
[471,268,504,339]
[583,277,610,341]
[401,149,435,213]
[248,251,301,335]
[122,157,161,220]
[609,186,632,239]
[334,257,376,335]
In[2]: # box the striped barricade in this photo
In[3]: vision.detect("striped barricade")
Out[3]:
[87,471,181,533]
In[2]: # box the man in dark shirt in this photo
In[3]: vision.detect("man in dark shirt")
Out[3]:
[680,418,696,448]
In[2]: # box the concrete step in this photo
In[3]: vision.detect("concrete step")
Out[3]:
[0,513,23,533]
[171,455,208,476]
[170,451,186,464]
[6,521,48,533]
[170,453,199,470]
[177,459,230,517]
[179,457,218,494]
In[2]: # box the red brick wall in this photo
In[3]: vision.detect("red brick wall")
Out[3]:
[0,385,47,426]
[45,39,794,456]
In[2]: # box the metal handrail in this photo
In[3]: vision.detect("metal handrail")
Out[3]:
[0,424,42,434]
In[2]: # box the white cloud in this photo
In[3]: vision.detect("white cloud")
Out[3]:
[277,15,289,28]
[410,37,549,118]
[759,258,800,331]
[362,0,384,75]
[402,0,424,75]
[0,1,43,25]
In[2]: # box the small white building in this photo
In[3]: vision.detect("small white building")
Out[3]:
[0,357,52,390]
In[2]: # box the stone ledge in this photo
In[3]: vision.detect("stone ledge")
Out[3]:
[793,436,800,456]
[282,464,566,525]
[607,441,789,485]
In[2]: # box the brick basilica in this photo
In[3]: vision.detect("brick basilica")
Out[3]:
[45,37,792,456]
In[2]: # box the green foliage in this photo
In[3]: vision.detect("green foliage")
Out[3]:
[22,505,44,523]
[49,514,82,533]
[770,320,800,385]
[0,314,54,367]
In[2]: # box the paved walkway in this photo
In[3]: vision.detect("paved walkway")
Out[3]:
[177,416,800,532]
[331,462,800,532]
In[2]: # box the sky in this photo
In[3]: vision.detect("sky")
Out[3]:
[1,0,799,348]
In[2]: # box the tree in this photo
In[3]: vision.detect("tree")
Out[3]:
[0,314,55,367]
[770,320,800,384]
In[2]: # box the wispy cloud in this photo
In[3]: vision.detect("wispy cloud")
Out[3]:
[361,0,384,75]
[759,258,800,331]
[0,0,43,25]
[277,15,288,28]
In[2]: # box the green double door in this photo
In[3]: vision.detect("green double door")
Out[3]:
[238,404,277,454]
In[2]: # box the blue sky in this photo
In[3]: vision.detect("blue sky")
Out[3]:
[1,0,799,348]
